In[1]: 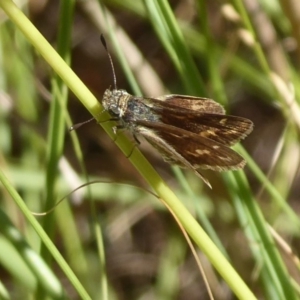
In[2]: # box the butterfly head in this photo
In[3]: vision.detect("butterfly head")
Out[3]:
[102,89,130,117]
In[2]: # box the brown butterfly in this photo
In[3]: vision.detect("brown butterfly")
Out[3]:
[102,88,253,188]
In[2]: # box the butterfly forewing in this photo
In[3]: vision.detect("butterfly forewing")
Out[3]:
[159,112,253,146]
[153,95,226,114]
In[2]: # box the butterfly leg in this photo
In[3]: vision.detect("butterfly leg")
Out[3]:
[125,133,141,159]
[111,124,125,142]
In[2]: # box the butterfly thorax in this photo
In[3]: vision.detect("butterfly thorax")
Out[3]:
[102,89,131,117]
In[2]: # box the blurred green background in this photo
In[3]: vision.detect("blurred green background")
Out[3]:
[0,0,300,299]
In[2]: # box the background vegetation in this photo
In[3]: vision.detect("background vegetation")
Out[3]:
[0,0,300,299]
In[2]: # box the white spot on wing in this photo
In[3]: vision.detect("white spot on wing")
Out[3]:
[195,149,210,155]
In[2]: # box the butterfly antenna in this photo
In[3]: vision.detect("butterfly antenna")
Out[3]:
[100,34,117,90]
[69,117,95,131]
